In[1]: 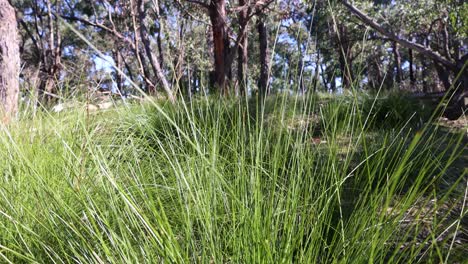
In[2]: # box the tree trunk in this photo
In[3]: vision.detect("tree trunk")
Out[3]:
[330,76,337,92]
[122,51,136,82]
[129,1,151,91]
[137,0,174,101]
[320,63,329,90]
[173,20,186,96]
[434,62,451,91]
[257,15,270,97]
[237,0,248,96]
[156,28,164,69]
[45,0,55,96]
[337,24,353,89]
[409,48,416,85]
[39,0,62,102]
[113,48,124,91]
[392,42,403,83]
[421,58,429,93]
[154,0,165,69]
[339,53,353,89]
[225,37,233,89]
[0,0,20,121]
[208,0,228,94]
[297,41,305,93]
[312,52,321,92]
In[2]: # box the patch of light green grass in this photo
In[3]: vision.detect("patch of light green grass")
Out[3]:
[0,94,466,263]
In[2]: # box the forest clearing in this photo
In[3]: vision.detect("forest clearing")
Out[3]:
[0,0,467,263]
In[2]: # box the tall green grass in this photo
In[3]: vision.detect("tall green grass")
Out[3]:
[0,94,466,263]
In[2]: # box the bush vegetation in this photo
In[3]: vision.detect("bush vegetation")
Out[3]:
[0,94,466,263]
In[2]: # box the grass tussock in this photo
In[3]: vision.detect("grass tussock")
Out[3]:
[0,94,466,263]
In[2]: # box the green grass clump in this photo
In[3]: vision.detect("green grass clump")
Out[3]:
[359,93,436,129]
[0,94,466,263]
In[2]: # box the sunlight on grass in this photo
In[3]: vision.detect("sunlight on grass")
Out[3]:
[0,94,466,263]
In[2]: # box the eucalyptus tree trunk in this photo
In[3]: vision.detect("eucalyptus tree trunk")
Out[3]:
[297,40,305,93]
[113,48,124,91]
[409,48,416,85]
[153,0,165,69]
[137,0,174,102]
[39,0,62,102]
[173,20,186,95]
[434,62,451,91]
[237,0,249,96]
[257,15,270,98]
[337,24,353,89]
[312,52,320,92]
[129,0,153,91]
[208,0,228,95]
[0,0,20,121]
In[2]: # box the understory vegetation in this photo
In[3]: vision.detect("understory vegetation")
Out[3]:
[1,94,466,263]
[0,0,467,262]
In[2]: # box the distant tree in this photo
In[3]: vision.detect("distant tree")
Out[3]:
[0,0,20,122]
[137,0,174,101]
[342,0,467,118]
[182,0,229,93]
[237,0,249,96]
[257,9,270,97]
[15,0,65,102]
[185,0,274,95]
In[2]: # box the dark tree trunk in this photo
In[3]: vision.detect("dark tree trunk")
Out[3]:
[339,53,353,89]
[122,55,136,83]
[257,15,270,97]
[0,0,20,121]
[138,50,155,92]
[330,76,337,92]
[409,48,416,85]
[434,62,451,91]
[337,24,353,89]
[448,58,468,118]
[371,54,383,89]
[208,0,228,94]
[320,63,329,91]
[225,37,233,88]
[113,48,124,91]
[137,0,174,101]
[38,0,62,102]
[237,0,248,96]
[444,69,468,120]
[313,52,321,92]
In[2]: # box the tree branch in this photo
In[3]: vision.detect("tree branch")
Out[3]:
[225,0,275,69]
[184,0,209,9]
[342,0,457,71]
[19,19,41,53]
[59,14,136,50]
